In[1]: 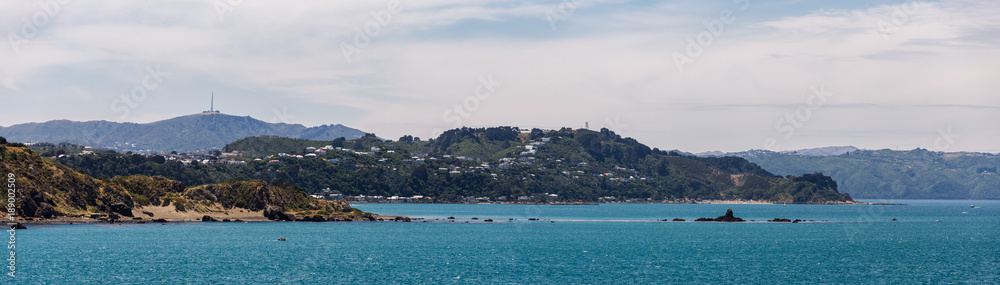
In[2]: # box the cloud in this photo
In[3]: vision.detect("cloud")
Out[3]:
[0,0,997,153]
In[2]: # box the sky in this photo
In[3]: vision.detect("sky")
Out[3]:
[1,0,997,153]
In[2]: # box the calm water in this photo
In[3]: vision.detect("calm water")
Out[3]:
[10,200,999,284]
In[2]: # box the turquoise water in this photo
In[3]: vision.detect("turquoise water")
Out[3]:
[9,200,1000,284]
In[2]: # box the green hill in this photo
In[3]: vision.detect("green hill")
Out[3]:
[58,127,853,204]
[0,113,366,153]
[0,142,359,220]
[729,148,1000,199]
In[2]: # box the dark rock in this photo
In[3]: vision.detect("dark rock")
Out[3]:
[10,223,26,230]
[142,211,154,217]
[792,219,801,223]
[298,215,326,222]
[263,205,294,221]
[483,219,493,222]
[769,218,792,222]
[471,217,478,220]
[222,219,231,222]
[90,214,103,219]
[108,214,121,220]
[35,202,56,219]
[672,218,686,222]
[447,216,455,220]
[152,218,168,223]
[132,217,143,220]
[108,202,133,217]
[695,209,745,222]
[201,215,218,222]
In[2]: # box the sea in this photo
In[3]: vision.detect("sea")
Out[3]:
[9,200,999,284]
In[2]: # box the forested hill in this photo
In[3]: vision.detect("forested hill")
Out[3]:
[0,113,366,153]
[729,149,1000,199]
[0,140,355,220]
[57,127,853,204]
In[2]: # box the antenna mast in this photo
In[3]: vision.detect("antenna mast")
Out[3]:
[211,91,214,112]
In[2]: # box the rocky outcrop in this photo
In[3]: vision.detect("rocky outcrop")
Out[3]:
[201,215,218,222]
[0,145,367,222]
[767,218,803,223]
[108,202,134,217]
[263,205,294,221]
[695,209,745,222]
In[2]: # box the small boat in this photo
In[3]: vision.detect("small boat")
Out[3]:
[277,238,286,241]
[891,218,897,221]
[971,205,975,208]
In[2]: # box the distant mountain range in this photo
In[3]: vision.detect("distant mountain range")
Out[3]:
[0,113,366,153]
[708,148,1000,199]
[697,146,859,157]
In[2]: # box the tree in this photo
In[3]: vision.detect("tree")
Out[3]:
[331,137,346,148]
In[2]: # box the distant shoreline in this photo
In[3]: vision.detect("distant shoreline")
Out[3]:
[347,200,893,205]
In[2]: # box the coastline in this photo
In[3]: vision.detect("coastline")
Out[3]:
[348,199,889,205]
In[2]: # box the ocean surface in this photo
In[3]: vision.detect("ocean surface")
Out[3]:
[10,200,999,284]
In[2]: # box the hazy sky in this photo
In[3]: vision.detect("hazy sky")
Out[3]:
[1,0,997,153]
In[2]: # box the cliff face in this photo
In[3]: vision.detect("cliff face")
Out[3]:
[0,145,356,220]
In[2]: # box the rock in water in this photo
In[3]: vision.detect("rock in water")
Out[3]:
[201,215,218,222]
[695,209,745,222]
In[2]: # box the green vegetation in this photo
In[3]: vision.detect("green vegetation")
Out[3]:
[0,139,351,218]
[735,148,1000,199]
[55,128,852,203]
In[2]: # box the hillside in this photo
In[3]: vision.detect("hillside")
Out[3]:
[59,127,854,204]
[0,142,367,221]
[0,113,366,153]
[726,148,1000,199]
